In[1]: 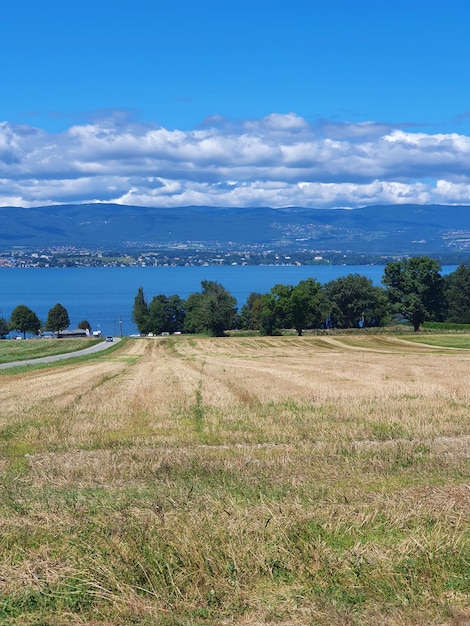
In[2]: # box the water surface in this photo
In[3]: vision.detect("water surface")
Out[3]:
[0,265,456,336]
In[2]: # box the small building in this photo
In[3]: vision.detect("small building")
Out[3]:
[57,329,89,338]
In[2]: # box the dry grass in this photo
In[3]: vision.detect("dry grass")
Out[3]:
[0,334,469,625]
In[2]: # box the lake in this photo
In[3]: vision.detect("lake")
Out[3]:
[0,265,457,336]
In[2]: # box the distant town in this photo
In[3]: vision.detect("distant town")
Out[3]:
[0,246,435,269]
[0,245,468,269]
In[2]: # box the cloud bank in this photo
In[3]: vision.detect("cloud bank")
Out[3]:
[1,113,470,209]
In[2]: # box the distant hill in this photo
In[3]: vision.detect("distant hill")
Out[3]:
[1,203,470,257]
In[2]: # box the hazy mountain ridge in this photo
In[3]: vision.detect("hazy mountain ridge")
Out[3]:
[2,203,470,256]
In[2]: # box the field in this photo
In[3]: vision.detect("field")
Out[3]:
[0,334,469,625]
[0,338,102,364]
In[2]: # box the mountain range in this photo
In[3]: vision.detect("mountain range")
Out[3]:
[2,203,470,257]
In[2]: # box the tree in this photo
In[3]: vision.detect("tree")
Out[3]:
[259,279,323,336]
[290,278,323,335]
[45,303,70,335]
[259,284,293,336]
[0,317,9,338]
[444,263,470,324]
[166,294,186,333]
[184,281,237,336]
[132,287,151,334]
[148,294,185,334]
[324,274,389,329]
[10,305,41,338]
[259,292,282,336]
[238,292,264,330]
[78,319,92,332]
[147,294,167,334]
[383,257,445,331]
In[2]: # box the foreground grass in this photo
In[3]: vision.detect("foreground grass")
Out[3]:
[0,338,128,376]
[0,335,469,625]
[0,338,102,363]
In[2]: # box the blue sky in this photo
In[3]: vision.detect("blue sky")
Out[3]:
[1,0,470,209]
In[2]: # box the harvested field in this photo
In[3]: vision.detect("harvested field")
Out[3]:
[0,335,469,625]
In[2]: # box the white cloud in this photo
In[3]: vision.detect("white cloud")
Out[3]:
[260,112,309,132]
[1,113,470,208]
[434,179,470,203]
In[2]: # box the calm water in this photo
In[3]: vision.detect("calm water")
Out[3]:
[0,265,457,336]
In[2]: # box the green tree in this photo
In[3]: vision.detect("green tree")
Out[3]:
[0,317,9,338]
[290,277,323,335]
[167,294,186,333]
[444,263,470,324]
[148,294,185,334]
[132,287,151,334]
[45,303,70,335]
[148,295,168,334]
[10,305,41,338]
[78,319,92,332]
[184,281,237,336]
[259,292,281,336]
[324,274,389,329]
[259,279,323,336]
[238,292,264,330]
[383,257,444,331]
[166,294,186,333]
[259,284,293,336]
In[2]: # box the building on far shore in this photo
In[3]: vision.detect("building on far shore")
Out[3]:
[57,329,89,338]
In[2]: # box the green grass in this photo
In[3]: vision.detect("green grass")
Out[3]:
[422,321,470,331]
[402,334,470,348]
[0,337,128,375]
[1,447,468,625]
[0,338,102,363]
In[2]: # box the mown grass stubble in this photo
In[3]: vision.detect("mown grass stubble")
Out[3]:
[0,335,469,625]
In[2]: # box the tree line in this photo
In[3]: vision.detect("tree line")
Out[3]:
[2,257,469,339]
[0,303,91,339]
[132,258,470,337]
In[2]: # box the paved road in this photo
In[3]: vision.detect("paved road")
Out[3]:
[0,337,121,370]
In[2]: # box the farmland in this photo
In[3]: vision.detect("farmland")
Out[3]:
[0,334,469,625]
[0,338,102,365]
